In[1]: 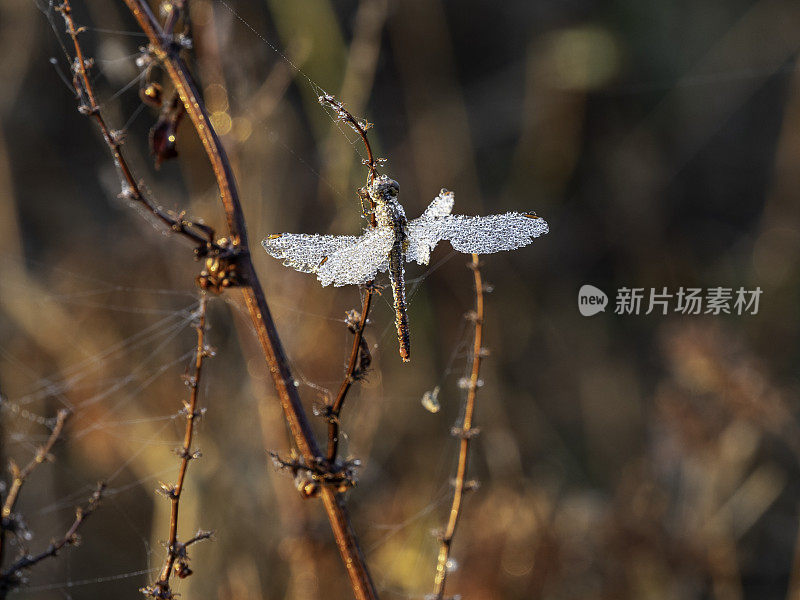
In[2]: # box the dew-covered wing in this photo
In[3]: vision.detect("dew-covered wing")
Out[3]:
[317,226,395,287]
[421,189,455,219]
[262,233,358,274]
[407,212,548,261]
[405,190,455,265]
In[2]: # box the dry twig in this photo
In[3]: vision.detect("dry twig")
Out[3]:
[0,482,104,599]
[317,95,381,466]
[318,93,380,185]
[56,1,218,254]
[0,407,104,598]
[326,288,374,465]
[431,254,486,599]
[270,451,361,497]
[141,294,213,599]
[0,409,69,569]
[318,94,380,226]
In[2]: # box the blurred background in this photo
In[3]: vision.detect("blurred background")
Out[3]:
[1,0,799,598]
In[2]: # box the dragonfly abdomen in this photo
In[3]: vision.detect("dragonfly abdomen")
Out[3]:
[388,244,411,362]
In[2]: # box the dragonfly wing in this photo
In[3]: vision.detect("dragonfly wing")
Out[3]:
[317,226,395,287]
[407,212,548,261]
[421,189,455,219]
[406,219,439,266]
[405,189,456,265]
[262,233,358,274]
[437,213,548,254]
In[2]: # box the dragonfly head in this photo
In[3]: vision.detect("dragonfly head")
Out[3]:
[370,175,400,201]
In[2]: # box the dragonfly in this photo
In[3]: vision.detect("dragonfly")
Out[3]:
[262,175,548,362]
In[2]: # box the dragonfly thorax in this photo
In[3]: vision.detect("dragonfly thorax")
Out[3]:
[369,175,408,234]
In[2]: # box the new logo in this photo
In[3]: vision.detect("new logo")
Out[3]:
[578,284,608,316]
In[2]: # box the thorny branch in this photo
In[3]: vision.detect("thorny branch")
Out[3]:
[0,405,104,598]
[56,1,219,255]
[60,2,378,598]
[317,97,380,466]
[326,288,374,465]
[0,409,69,565]
[122,0,247,241]
[270,451,361,498]
[141,294,213,599]
[318,94,379,184]
[0,409,69,570]
[318,95,381,226]
[0,483,105,599]
[431,254,486,599]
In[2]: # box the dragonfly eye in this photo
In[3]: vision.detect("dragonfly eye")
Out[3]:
[372,175,400,199]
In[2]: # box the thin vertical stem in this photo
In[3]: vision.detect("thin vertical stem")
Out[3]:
[148,295,209,597]
[327,287,374,464]
[432,254,484,598]
[318,95,378,185]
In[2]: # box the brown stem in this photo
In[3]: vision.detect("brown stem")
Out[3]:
[148,294,209,597]
[318,95,378,185]
[327,287,374,464]
[57,1,216,251]
[0,482,105,597]
[317,98,378,463]
[0,409,69,570]
[121,0,245,242]
[240,274,377,596]
[320,97,379,465]
[119,3,377,598]
[432,254,485,599]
